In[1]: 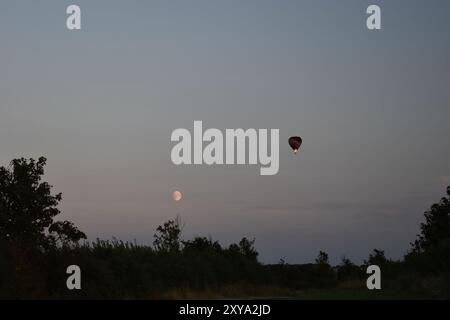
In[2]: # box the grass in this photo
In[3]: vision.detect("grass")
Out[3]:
[153,285,292,299]
[152,282,431,300]
[291,288,423,300]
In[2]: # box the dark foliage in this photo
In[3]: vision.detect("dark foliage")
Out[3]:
[412,186,450,254]
[1,157,450,298]
[0,157,86,250]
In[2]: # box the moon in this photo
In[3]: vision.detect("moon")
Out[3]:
[172,190,182,202]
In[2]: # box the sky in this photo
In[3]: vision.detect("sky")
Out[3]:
[1,0,449,264]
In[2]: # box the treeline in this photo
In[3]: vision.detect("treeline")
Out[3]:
[0,158,449,299]
[0,235,265,299]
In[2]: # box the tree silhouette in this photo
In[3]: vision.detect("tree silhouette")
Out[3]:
[183,236,221,252]
[315,251,330,266]
[337,255,360,281]
[229,237,258,261]
[0,157,86,249]
[238,237,258,261]
[153,216,183,252]
[365,249,389,266]
[412,186,450,253]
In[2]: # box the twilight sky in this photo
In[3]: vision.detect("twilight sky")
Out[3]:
[1,0,449,264]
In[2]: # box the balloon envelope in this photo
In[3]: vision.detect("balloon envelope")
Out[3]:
[288,136,302,154]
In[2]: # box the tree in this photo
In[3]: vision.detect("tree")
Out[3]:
[315,251,330,266]
[412,186,450,253]
[153,217,183,252]
[0,157,86,249]
[182,236,221,252]
[313,251,335,287]
[227,237,259,261]
[337,255,360,281]
[238,237,258,261]
[365,249,388,266]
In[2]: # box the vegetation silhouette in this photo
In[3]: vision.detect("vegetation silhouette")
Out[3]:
[0,157,449,299]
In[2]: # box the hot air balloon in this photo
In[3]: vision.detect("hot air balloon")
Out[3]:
[288,136,302,154]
